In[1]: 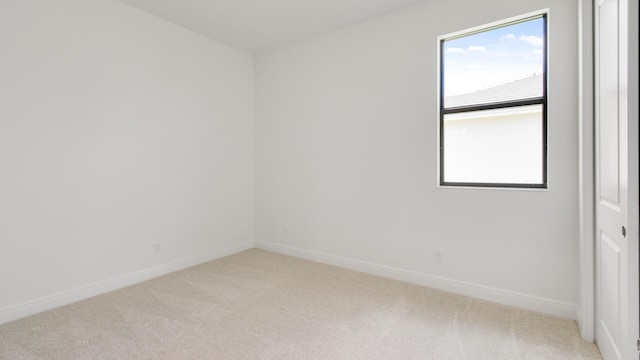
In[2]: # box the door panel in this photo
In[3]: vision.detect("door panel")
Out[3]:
[597,0,620,207]
[600,232,621,346]
[595,0,629,359]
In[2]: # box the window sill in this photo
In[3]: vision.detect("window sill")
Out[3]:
[437,184,549,192]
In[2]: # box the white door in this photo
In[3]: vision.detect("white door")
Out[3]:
[594,0,633,359]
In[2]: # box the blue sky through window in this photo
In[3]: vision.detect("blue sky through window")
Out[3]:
[443,17,544,97]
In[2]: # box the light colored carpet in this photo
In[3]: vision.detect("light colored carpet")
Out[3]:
[0,249,601,360]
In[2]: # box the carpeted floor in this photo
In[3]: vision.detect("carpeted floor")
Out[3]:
[0,249,601,359]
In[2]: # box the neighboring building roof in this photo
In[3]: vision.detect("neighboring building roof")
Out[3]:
[445,73,543,108]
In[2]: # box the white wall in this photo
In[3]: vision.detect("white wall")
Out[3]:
[444,107,543,184]
[0,0,582,324]
[0,0,254,319]
[255,0,580,315]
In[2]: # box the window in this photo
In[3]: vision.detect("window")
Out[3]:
[439,13,547,188]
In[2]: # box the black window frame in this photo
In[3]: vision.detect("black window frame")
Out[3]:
[438,14,548,189]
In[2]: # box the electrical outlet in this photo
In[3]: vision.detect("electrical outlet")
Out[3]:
[434,251,443,264]
[153,242,161,254]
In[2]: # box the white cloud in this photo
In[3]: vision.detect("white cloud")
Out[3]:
[519,35,544,46]
[447,47,466,54]
[501,34,516,41]
[533,49,543,54]
[447,46,486,55]
[467,45,486,52]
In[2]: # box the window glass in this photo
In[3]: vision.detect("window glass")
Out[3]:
[439,15,547,188]
[443,105,543,184]
[443,17,545,108]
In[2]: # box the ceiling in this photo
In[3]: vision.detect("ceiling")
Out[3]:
[118,0,422,54]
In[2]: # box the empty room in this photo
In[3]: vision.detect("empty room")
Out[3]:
[0,0,638,359]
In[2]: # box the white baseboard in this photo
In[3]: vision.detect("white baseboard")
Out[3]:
[256,241,577,320]
[1,240,577,326]
[0,240,255,325]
